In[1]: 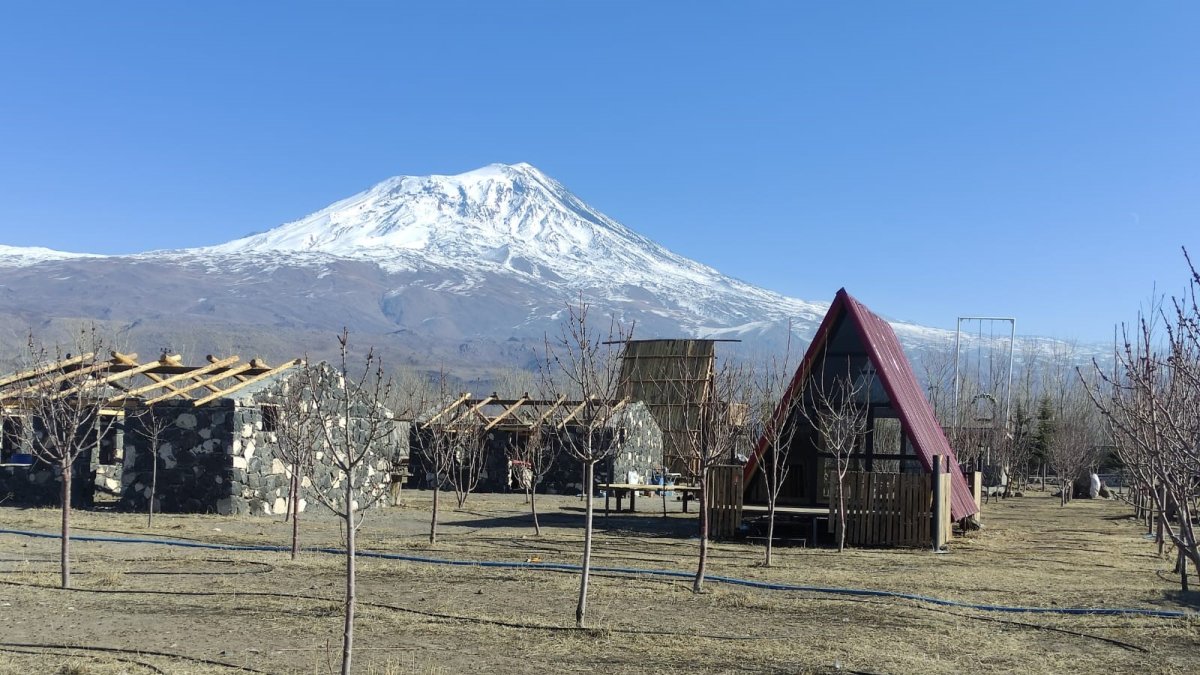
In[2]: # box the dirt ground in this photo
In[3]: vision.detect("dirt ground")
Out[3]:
[0,489,1197,674]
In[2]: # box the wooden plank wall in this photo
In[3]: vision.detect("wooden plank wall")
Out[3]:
[707,464,743,539]
[829,471,951,548]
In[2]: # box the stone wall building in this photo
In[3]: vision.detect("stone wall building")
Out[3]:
[120,362,408,516]
[1,352,407,516]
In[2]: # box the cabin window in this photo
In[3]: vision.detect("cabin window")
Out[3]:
[262,405,280,433]
[872,417,902,454]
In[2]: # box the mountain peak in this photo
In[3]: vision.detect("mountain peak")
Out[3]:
[204,163,646,267]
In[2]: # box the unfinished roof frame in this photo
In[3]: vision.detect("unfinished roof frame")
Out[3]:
[0,351,302,412]
[420,394,629,433]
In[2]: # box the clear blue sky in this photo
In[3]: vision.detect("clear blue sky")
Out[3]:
[0,2,1196,342]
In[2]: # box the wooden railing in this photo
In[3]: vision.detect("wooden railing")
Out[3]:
[829,470,951,548]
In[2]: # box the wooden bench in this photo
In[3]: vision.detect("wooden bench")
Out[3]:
[598,483,702,516]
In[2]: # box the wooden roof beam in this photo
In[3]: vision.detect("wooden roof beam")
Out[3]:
[112,351,195,400]
[421,393,472,429]
[109,356,241,404]
[191,359,302,406]
[0,352,97,389]
[557,396,595,430]
[143,363,255,405]
[1,358,113,401]
[484,396,528,431]
[447,395,495,427]
[52,353,178,400]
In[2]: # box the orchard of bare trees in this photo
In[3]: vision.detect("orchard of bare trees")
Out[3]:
[1085,249,1200,591]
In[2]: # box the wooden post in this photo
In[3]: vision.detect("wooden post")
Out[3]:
[931,456,943,552]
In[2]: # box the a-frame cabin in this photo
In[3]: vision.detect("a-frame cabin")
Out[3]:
[744,289,979,524]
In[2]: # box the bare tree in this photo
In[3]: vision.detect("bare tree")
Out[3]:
[805,357,871,553]
[22,327,116,588]
[541,298,631,628]
[489,366,538,399]
[670,355,748,592]
[1085,252,1200,589]
[300,330,398,675]
[447,415,486,509]
[1046,389,1101,506]
[129,404,171,528]
[382,364,432,506]
[420,372,460,547]
[273,366,321,560]
[506,412,558,535]
[751,346,803,567]
[417,372,478,544]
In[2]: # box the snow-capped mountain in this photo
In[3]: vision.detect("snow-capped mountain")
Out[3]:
[195,162,834,337]
[0,163,959,371]
[0,244,102,267]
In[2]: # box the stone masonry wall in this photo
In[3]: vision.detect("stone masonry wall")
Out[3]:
[121,364,409,516]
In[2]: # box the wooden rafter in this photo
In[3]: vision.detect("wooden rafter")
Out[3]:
[0,352,96,390]
[484,396,528,431]
[51,353,176,400]
[191,359,302,406]
[0,358,113,401]
[109,356,241,404]
[112,352,195,401]
[610,397,629,416]
[143,363,255,405]
[533,395,568,427]
[557,396,595,430]
[446,396,494,428]
[421,393,472,429]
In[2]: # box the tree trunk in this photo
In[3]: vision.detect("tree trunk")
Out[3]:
[429,485,440,545]
[836,470,847,553]
[341,478,355,675]
[60,458,72,589]
[765,499,776,567]
[576,461,594,628]
[531,484,541,536]
[290,472,301,560]
[693,469,710,593]
[147,444,159,528]
[283,469,294,523]
[1157,487,1167,557]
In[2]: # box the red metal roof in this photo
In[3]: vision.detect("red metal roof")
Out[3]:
[745,288,979,521]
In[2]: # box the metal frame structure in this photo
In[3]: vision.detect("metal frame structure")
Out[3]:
[952,316,1016,461]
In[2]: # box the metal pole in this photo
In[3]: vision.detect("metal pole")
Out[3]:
[952,318,963,431]
[1005,319,1016,430]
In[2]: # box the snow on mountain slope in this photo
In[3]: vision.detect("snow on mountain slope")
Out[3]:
[0,244,103,267]
[198,163,833,334]
[0,163,972,365]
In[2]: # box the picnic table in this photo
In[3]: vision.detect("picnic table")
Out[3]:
[598,483,702,516]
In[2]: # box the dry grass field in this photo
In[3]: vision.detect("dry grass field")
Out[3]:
[0,490,1197,674]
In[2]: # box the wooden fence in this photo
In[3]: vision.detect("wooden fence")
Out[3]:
[829,471,951,548]
[708,465,744,539]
